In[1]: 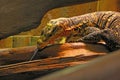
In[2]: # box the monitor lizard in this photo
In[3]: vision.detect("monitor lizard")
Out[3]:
[30,11,120,60]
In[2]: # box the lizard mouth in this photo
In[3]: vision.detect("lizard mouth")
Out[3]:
[38,25,72,49]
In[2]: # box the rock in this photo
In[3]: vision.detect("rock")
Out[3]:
[0,0,97,39]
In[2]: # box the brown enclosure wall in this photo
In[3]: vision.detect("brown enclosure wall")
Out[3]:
[0,0,119,48]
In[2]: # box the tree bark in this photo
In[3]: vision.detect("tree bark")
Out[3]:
[38,49,120,80]
[0,54,103,77]
[0,42,108,65]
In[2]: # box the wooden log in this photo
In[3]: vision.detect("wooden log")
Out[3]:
[0,0,98,39]
[0,42,108,79]
[38,49,120,80]
[0,54,104,77]
[0,46,36,65]
[0,42,108,65]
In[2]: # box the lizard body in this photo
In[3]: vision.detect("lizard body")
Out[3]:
[38,11,120,51]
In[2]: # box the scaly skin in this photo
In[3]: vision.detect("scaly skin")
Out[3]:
[38,11,120,51]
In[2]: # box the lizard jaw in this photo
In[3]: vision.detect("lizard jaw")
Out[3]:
[38,29,71,49]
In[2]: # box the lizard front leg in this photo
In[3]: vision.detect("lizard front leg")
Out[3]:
[77,28,120,51]
[76,27,101,43]
[100,29,120,51]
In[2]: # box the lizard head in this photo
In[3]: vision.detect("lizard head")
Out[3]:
[38,18,68,49]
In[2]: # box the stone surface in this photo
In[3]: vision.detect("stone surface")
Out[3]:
[0,0,97,39]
